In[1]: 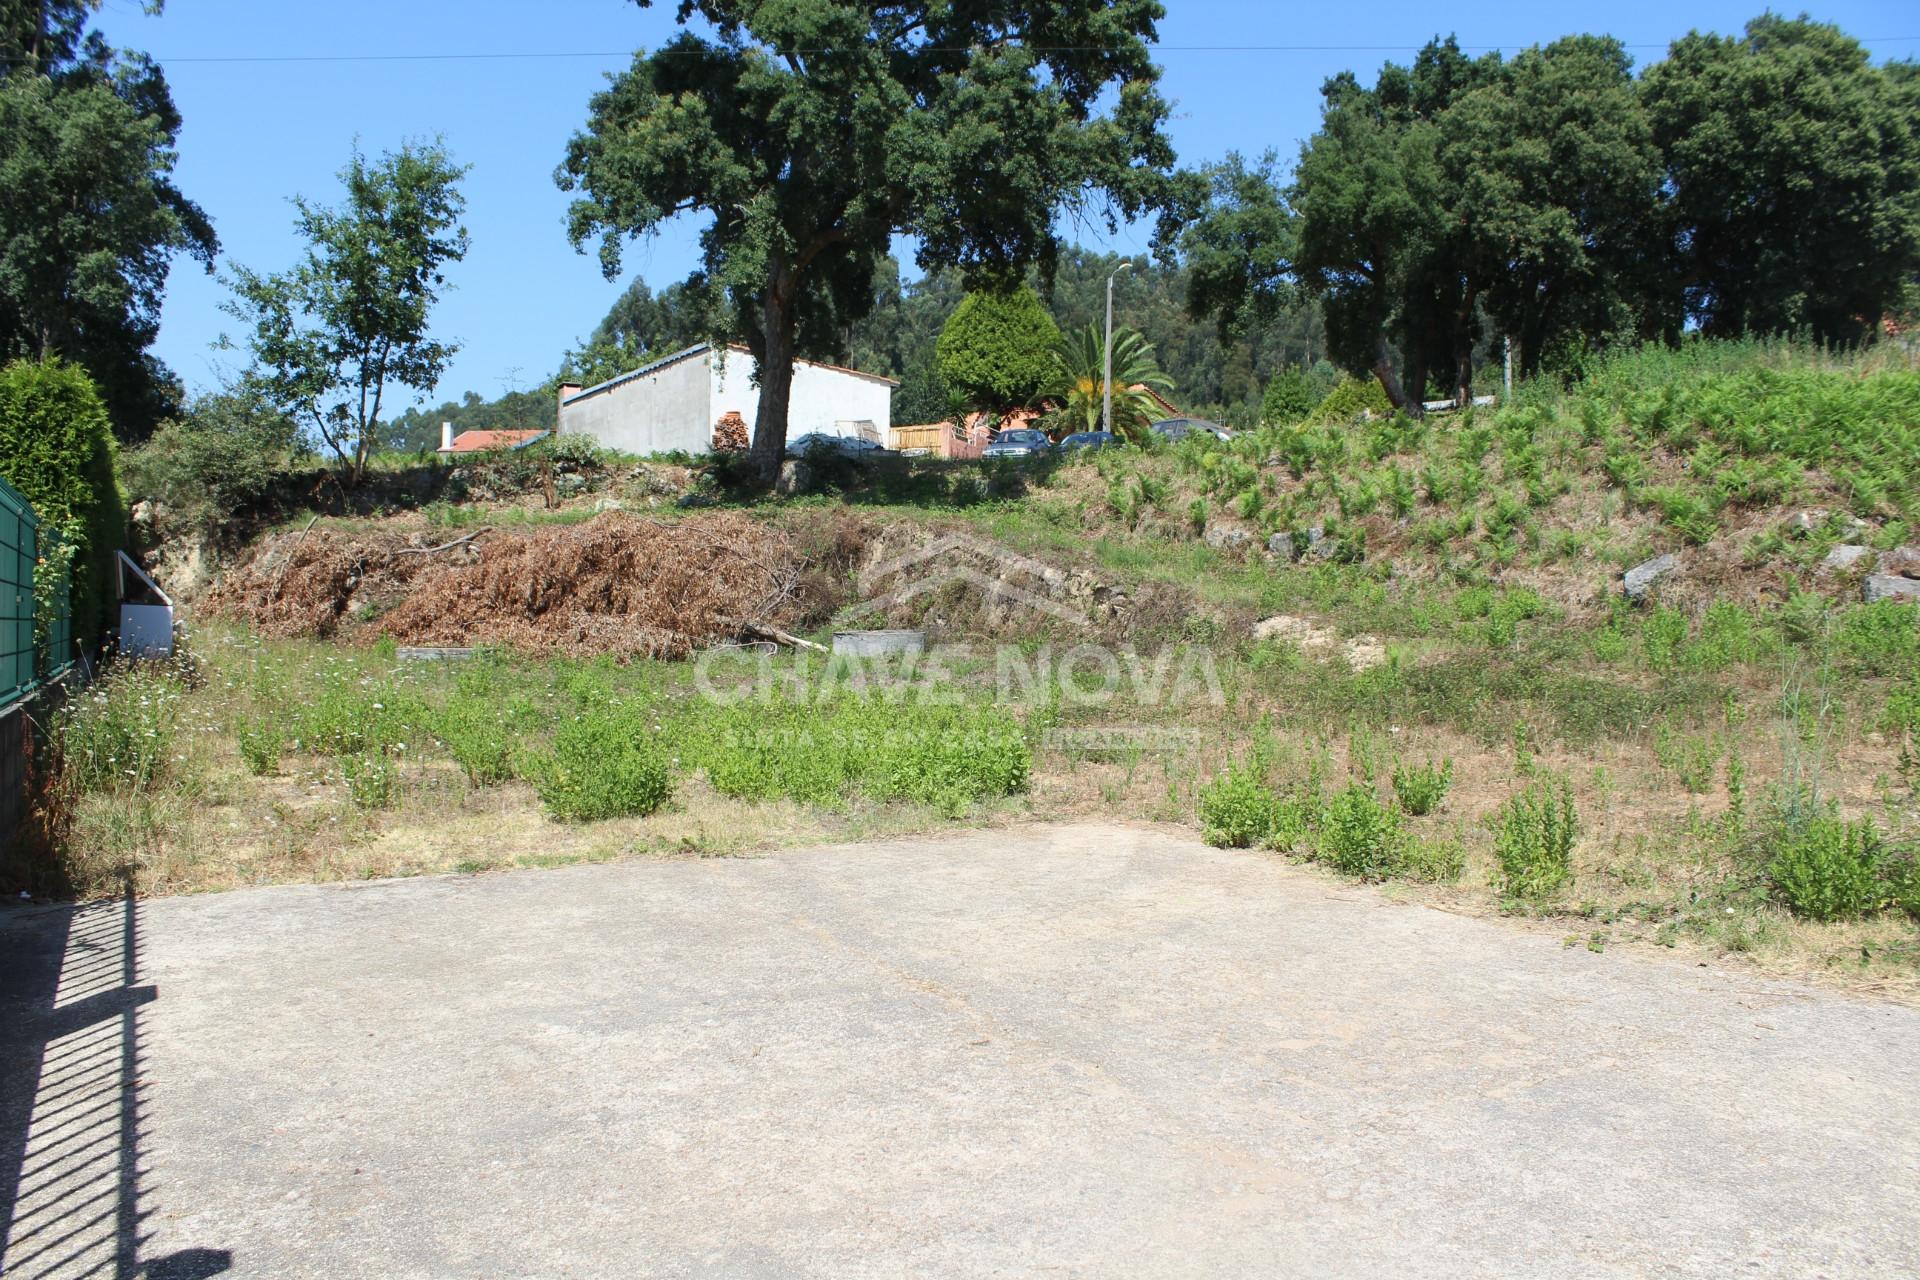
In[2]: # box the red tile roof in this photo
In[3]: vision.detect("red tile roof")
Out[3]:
[440,429,548,453]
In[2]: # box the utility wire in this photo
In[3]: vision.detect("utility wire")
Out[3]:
[2,37,1918,65]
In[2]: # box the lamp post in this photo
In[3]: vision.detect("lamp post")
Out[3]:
[1103,260,1132,436]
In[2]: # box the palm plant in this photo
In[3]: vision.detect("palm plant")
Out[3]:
[1039,322,1175,442]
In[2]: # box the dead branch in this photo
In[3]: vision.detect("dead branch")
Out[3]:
[740,620,828,653]
[392,527,493,556]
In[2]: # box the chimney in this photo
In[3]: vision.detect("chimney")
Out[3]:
[557,383,583,432]
[439,421,453,452]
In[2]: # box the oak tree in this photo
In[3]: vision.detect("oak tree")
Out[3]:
[556,0,1176,482]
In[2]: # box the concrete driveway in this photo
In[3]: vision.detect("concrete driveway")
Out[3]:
[3,822,1917,1278]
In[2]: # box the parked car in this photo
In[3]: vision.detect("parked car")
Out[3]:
[981,428,1054,459]
[785,432,892,458]
[1057,431,1119,451]
[1148,417,1231,444]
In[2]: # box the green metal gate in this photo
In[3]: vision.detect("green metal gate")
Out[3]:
[0,477,73,710]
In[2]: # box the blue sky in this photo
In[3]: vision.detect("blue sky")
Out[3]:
[116,0,1917,409]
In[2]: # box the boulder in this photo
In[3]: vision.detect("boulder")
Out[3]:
[1820,544,1873,573]
[1863,574,1920,604]
[1623,553,1679,601]
[1203,525,1252,553]
[1300,527,1337,561]
[1876,545,1920,577]
[1266,531,1298,560]
[676,492,718,509]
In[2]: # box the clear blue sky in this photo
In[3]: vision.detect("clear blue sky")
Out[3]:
[116,0,1917,409]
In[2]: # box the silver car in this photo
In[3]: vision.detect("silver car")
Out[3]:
[981,428,1053,459]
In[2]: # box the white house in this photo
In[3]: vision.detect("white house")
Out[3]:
[555,343,895,456]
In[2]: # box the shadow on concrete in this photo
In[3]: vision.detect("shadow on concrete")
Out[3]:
[0,879,231,1278]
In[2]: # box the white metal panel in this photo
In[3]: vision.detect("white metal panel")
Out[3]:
[120,604,173,658]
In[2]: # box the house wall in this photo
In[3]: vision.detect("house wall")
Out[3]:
[711,352,892,445]
[559,346,894,456]
[557,354,711,455]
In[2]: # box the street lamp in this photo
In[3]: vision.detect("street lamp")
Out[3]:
[1103,260,1132,436]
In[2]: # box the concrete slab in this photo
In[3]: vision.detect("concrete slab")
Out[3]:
[3,823,1917,1278]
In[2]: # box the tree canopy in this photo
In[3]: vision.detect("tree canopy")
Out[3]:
[224,142,469,479]
[1644,15,1920,342]
[0,0,215,441]
[556,0,1177,481]
[935,286,1060,410]
[1176,19,1920,412]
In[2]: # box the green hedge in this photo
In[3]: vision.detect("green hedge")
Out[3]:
[0,358,125,652]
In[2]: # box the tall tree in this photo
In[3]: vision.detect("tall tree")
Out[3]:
[1440,35,1666,377]
[0,0,216,441]
[557,0,1176,484]
[224,142,469,480]
[1643,15,1920,342]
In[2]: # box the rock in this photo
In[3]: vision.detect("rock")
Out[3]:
[1203,525,1252,552]
[593,498,625,513]
[1788,511,1823,535]
[1300,527,1344,562]
[1876,545,1920,577]
[1623,553,1680,601]
[1821,544,1873,573]
[1862,574,1920,604]
[1266,532,1298,560]
[676,492,718,509]
[1252,614,1386,671]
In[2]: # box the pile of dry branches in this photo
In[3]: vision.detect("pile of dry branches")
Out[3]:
[206,511,817,659]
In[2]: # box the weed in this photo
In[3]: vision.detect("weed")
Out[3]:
[1493,774,1578,899]
[53,662,185,793]
[528,703,672,822]
[1199,763,1279,848]
[1319,782,1403,879]
[1765,813,1884,922]
[1398,835,1466,883]
[1391,758,1453,816]
[341,751,397,809]
[234,717,285,777]
[436,695,516,787]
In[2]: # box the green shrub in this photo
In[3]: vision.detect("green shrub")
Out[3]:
[935,286,1060,407]
[1261,367,1319,424]
[1391,758,1453,816]
[1766,814,1883,922]
[1493,775,1578,899]
[529,703,672,822]
[122,384,302,530]
[0,357,125,650]
[1311,375,1393,423]
[1199,764,1279,848]
[1264,793,1320,853]
[1319,782,1403,879]
[235,717,286,777]
[341,751,397,809]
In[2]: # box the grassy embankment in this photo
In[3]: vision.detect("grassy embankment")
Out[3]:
[32,340,1920,989]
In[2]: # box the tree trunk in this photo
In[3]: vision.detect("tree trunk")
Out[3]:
[746,274,798,489]
[1375,337,1418,419]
